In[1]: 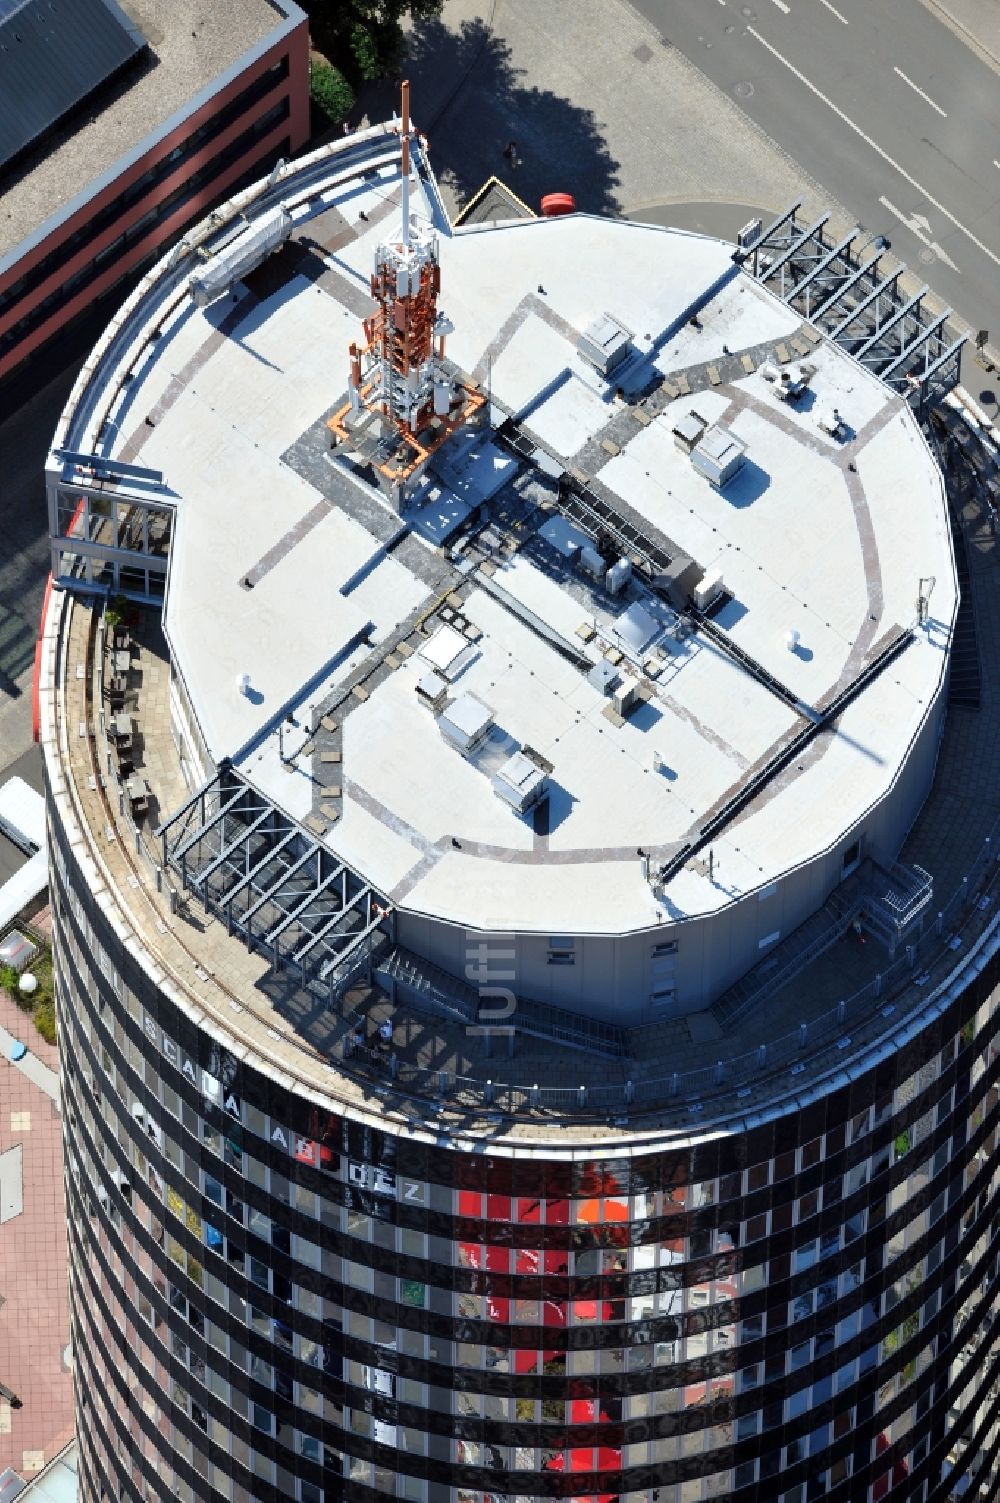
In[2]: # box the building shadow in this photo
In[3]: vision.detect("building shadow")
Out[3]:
[723,458,770,508]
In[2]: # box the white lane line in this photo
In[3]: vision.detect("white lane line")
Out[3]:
[994,160,1000,170]
[893,65,947,118]
[746,27,1000,270]
[770,0,790,11]
[819,0,848,22]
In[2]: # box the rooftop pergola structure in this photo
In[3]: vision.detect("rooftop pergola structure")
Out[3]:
[157,764,393,996]
[737,202,965,410]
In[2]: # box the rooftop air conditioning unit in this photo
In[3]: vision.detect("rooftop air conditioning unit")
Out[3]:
[737,218,763,252]
[817,407,846,439]
[691,425,746,489]
[438,694,494,755]
[588,659,619,696]
[492,746,552,813]
[672,410,709,454]
[578,543,605,580]
[0,929,38,973]
[415,670,448,710]
[577,313,633,377]
[613,677,641,717]
[693,569,724,611]
[605,556,632,596]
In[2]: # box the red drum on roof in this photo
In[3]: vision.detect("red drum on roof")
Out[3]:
[540,192,576,216]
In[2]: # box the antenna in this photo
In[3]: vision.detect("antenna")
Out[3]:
[400,79,411,251]
[327,77,484,505]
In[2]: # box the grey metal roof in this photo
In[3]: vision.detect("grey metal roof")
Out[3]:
[0,0,146,172]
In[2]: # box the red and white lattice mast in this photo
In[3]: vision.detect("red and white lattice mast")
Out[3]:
[329,82,483,503]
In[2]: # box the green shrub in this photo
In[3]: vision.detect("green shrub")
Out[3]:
[310,61,354,125]
[0,947,57,1043]
[34,999,57,1045]
[105,592,129,628]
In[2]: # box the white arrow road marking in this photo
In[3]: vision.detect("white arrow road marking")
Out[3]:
[892,66,947,118]
[746,27,1000,270]
[925,242,958,270]
[878,196,961,270]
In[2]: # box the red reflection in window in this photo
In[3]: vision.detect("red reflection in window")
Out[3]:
[873,1433,910,1497]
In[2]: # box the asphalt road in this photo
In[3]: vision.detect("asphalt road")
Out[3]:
[631,0,1000,357]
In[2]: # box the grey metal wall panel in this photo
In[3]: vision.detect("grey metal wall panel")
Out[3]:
[0,0,146,169]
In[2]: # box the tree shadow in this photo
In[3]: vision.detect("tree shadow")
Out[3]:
[357,17,622,220]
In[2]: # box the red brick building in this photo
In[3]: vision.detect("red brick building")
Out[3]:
[0,0,309,384]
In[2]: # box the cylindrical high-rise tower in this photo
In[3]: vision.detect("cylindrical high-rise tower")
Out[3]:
[42,115,999,1503]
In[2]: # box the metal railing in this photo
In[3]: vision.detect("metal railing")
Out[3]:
[85,590,1000,1122]
[326,818,1000,1124]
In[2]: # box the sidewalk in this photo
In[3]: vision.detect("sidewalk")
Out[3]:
[0,989,71,1480]
[921,0,1000,71]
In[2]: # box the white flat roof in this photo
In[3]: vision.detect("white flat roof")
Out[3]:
[100,156,955,938]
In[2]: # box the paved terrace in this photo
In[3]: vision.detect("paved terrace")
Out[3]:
[0,990,72,1478]
[52,463,1000,1145]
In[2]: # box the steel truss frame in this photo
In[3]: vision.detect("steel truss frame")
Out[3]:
[156,764,392,992]
[738,202,965,409]
[47,473,174,601]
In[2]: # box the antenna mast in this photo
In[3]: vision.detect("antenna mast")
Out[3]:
[327,82,484,509]
[400,79,411,251]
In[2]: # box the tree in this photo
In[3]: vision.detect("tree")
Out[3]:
[310,61,354,126]
[305,0,444,84]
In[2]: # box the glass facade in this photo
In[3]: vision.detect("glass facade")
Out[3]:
[48,804,1000,1503]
